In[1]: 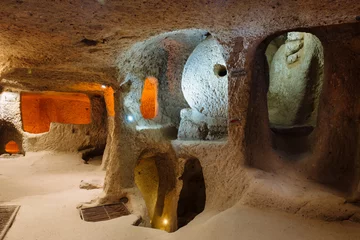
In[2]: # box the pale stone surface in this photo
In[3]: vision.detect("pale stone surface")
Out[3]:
[267,32,324,126]
[118,30,206,127]
[0,1,359,238]
[79,179,103,190]
[182,37,228,118]
[178,108,227,140]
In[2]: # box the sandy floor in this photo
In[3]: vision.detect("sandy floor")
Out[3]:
[1,152,360,240]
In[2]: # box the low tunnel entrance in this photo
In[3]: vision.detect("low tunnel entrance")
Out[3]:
[177,158,206,229]
[5,141,20,154]
[134,153,176,232]
[0,120,23,156]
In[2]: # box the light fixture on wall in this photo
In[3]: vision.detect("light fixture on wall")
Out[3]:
[126,115,134,122]
[101,85,107,89]
[162,218,168,226]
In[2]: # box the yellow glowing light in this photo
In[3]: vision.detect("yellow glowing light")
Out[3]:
[163,218,168,225]
[101,85,106,89]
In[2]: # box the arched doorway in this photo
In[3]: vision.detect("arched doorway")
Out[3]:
[134,153,177,232]
[0,120,23,155]
[177,158,206,228]
[265,31,324,155]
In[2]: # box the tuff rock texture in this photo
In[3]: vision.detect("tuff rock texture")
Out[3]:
[267,32,324,127]
[0,91,107,153]
[0,0,359,234]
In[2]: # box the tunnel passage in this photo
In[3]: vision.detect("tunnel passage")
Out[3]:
[247,23,360,193]
[134,153,176,232]
[140,77,159,119]
[177,158,206,229]
[265,31,324,155]
[0,120,23,155]
[21,92,92,133]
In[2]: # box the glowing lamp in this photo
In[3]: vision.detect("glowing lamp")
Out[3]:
[163,218,168,225]
[101,85,106,89]
[126,115,134,122]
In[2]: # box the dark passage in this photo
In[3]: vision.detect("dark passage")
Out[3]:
[177,158,206,229]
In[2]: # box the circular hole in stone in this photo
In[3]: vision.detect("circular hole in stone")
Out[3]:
[213,64,227,77]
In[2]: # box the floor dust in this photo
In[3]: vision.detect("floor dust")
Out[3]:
[1,152,359,240]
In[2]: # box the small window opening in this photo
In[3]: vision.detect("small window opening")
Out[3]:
[140,77,158,119]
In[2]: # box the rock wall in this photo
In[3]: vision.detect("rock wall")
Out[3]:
[0,0,358,233]
[103,22,360,232]
[118,30,207,128]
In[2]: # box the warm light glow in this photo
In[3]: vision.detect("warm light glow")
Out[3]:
[5,141,20,154]
[140,77,158,119]
[21,92,92,133]
[70,83,115,117]
[163,218,168,225]
[101,85,106,89]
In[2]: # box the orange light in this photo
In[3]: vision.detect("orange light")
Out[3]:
[70,83,115,117]
[5,141,20,154]
[21,92,92,133]
[163,218,168,225]
[140,77,158,119]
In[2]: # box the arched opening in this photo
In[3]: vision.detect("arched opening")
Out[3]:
[177,158,206,229]
[5,141,20,154]
[120,29,207,129]
[0,120,24,156]
[265,31,324,155]
[247,23,360,192]
[134,153,176,232]
[140,77,158,119]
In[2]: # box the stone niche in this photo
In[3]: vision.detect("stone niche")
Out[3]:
[266,32,324,128]
[265,31,324,155]
[119,30,207,130]
[247,23,360,194]
[0,120,24,155]
[140,77,159,120]
[0,90,107,154]
[118,30,228,140]
[21,92,92,134]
